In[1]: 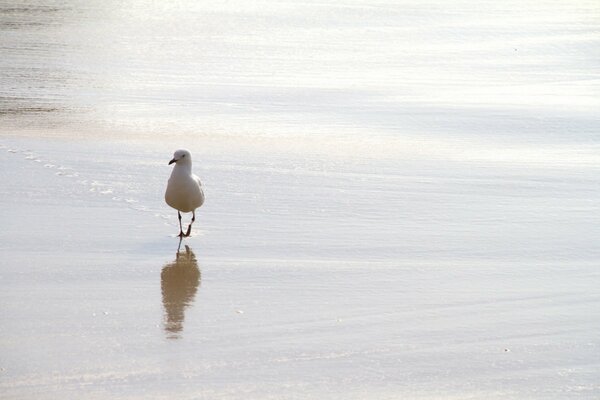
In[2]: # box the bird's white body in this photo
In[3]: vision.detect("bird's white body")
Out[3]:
[165,149,204,237]
[165,166,204,212]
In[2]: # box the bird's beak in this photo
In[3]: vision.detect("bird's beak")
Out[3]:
[168,158,177,165]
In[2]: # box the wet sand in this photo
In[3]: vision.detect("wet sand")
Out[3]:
[1,134,599,399]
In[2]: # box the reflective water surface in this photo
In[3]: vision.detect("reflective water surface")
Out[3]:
[161,245,200,339]
[2,0,598,162]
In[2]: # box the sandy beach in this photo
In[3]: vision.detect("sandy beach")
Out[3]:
[1,1,599,399]
[1,132,598,399]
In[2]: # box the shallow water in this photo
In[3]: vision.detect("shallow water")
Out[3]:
[1,1,600,399]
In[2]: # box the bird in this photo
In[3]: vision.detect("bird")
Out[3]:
[165,149,205,238]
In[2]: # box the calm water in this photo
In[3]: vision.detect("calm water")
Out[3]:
[1,1,599,159]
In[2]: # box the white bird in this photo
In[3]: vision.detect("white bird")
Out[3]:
[165,149,205,238]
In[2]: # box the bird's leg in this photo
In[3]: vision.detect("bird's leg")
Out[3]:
[184,210,195,237]
[178,211,184,238]
[176,236,183,255]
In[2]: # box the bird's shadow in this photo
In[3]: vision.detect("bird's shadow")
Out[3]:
[161,243,201,339]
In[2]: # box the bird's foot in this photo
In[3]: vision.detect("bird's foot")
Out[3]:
[184,225,192,237]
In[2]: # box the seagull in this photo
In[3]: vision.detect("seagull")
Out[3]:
[165,149,205,238]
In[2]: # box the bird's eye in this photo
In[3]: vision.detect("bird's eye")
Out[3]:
[182,154,185,157]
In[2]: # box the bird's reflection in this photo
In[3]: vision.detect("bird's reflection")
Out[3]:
[161,244,200,339]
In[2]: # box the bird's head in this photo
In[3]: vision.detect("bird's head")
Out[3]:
[169,149,192,165]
